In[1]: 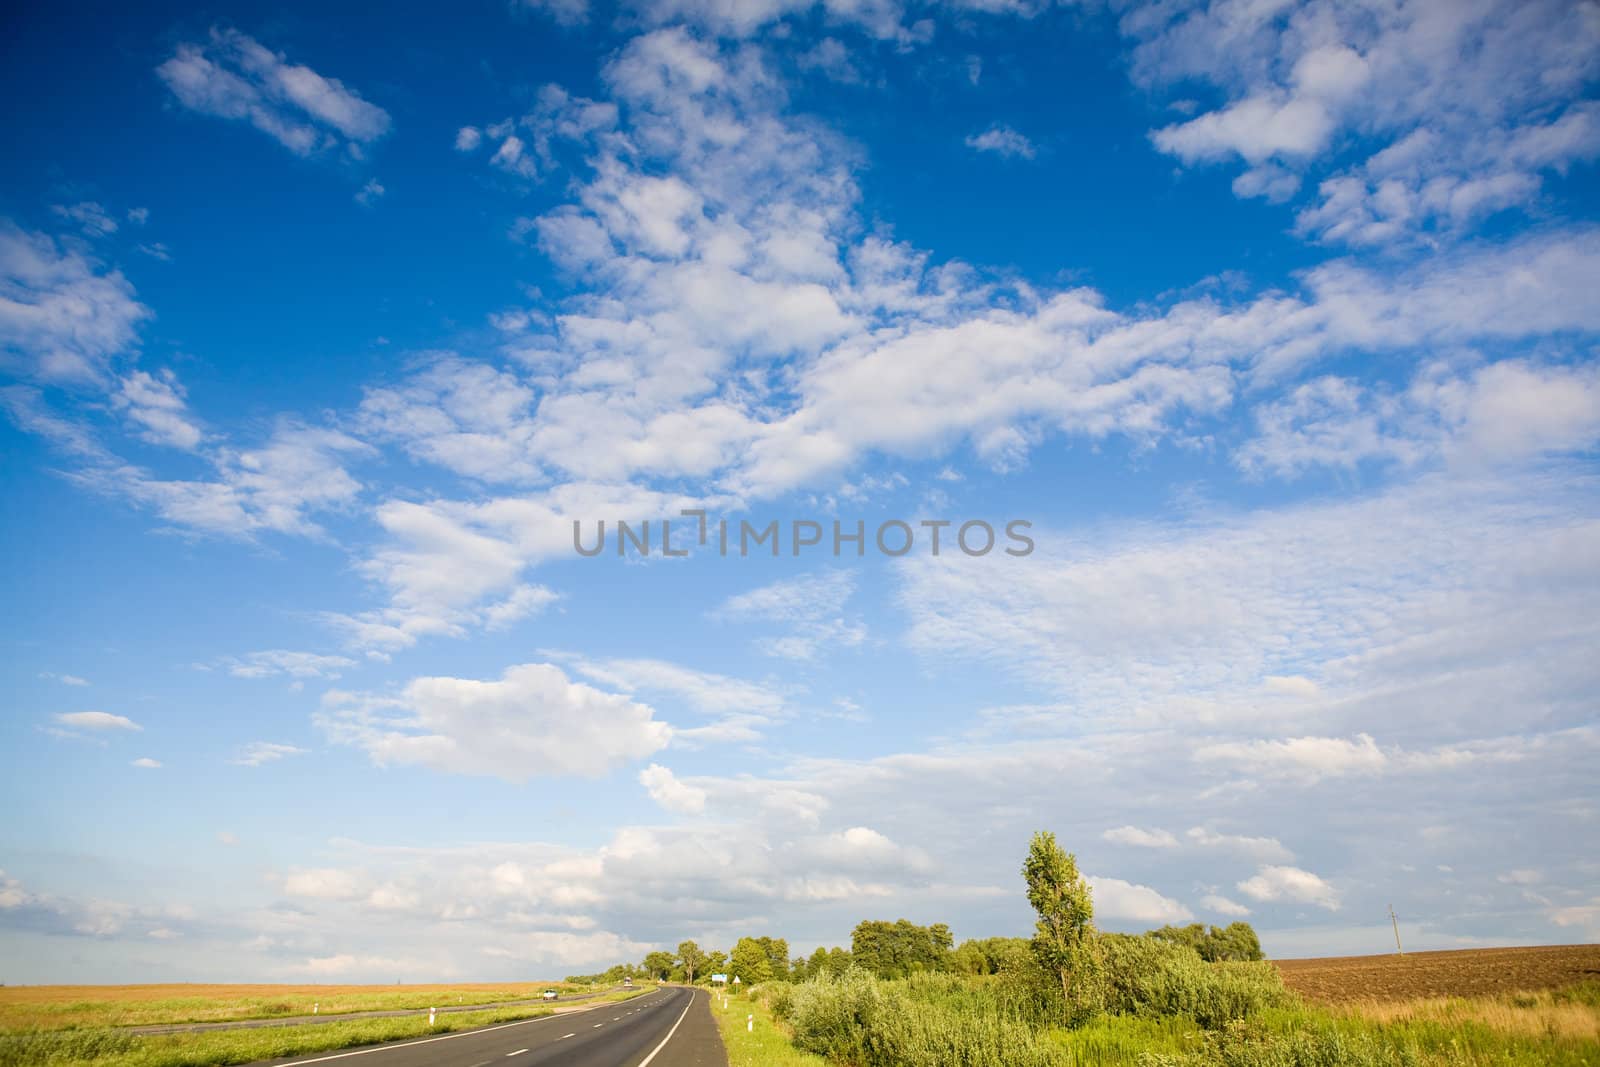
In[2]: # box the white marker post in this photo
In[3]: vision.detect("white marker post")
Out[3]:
[746,1013,753,1032]
[429,1007,436,1027]
[313,1002,318,1014]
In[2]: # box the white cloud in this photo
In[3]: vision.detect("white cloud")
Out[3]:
[899,469,1600,744]
[130,757,162,769]
[454,126,482,151]
[716,570,864,660]
[639,763,708,814]
[114,370,203,450]
[39,672,90,687]
[1088,875,1193,923]
[1200,893,1251,917]
[1237,865,1341,911]
[1240,359,1600,478]
[1102,825,1179,849]
[0,222,151,384]
[231,742,307,767]
[316,662,672,782]
[965,124,1036,159]
[1186,828,1293,864]
[1128,0,1600,244]
[157,29,391,157]
[50,202,119,238]
[225,650,357,680]
[354,179,385,206]
[54,711,141,732]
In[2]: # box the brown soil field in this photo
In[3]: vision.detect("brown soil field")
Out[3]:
[1276,944,1600,1003]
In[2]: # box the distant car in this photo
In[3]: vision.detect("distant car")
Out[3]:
[541,990,559,1001]
[623,977,633,987]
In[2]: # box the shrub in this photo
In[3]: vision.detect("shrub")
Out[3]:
[788,967,888,1063]
[1100,934,1291,1029]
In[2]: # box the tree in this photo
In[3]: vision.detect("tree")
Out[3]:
[678,940,707,984]
[730,937,774,983]
[1146,922,1265,962]
[641,951,675,980]
[705,949,728,978]
[1022,830,1099,1023]
[850,919,953,978]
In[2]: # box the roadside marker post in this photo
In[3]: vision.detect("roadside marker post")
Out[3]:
[429,1008,436,1027]
[313,1003,318,1014]
[746,1013,753,1032]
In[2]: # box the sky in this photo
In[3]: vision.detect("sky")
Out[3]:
[1,0,1598,984]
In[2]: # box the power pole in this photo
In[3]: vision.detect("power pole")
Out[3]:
[1388,904,1403,955]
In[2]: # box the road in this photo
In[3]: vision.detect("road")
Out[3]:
[259,987,726,1067]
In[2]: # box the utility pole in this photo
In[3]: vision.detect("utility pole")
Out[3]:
[1388,904,1403,955]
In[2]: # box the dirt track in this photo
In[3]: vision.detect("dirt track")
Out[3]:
[1275,944,1600,1003]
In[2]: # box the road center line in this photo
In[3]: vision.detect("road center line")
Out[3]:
[505,1049,528,1057]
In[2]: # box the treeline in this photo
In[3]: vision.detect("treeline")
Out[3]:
[569,908,1261,987]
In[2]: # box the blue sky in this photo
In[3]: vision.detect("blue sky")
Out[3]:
[2,0,1598,983]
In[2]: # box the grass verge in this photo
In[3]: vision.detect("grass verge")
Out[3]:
[710,991,828,1067]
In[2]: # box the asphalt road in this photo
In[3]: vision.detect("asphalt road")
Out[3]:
[260,987,726,1067]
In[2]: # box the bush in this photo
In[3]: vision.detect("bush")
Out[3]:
[1100,934,1291,1029]
[788,967,888,1064]
[786,969,1069,1067]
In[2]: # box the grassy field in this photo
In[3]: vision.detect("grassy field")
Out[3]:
[0,981,596,1032]
[0,987,648,1067]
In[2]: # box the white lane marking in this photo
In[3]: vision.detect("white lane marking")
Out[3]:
[264,994,654,1065]
[559,1033,576,1040]
[593,1022,604,1028]
[635,990,696,1067]
[506,1050,528,1057]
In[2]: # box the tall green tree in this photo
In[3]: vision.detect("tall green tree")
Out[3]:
[678,940,707,984]
[641,950,676,980]
[1022,830,1099,1022]
[730,937,774,983]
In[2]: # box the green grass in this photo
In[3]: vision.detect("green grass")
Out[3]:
[711,990,829,1067]
[0,989,654,1067]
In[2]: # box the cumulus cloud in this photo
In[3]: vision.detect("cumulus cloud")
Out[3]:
[1088,875,1193,923]
[1102,825,1179,849]
[1200,894,1251,917]
[1236,865,1341,911]
[639,763,708,814]
[53,711,141,732]
[317,662,672,781]
[157,29,390,157]
[1128,0,1600,244]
